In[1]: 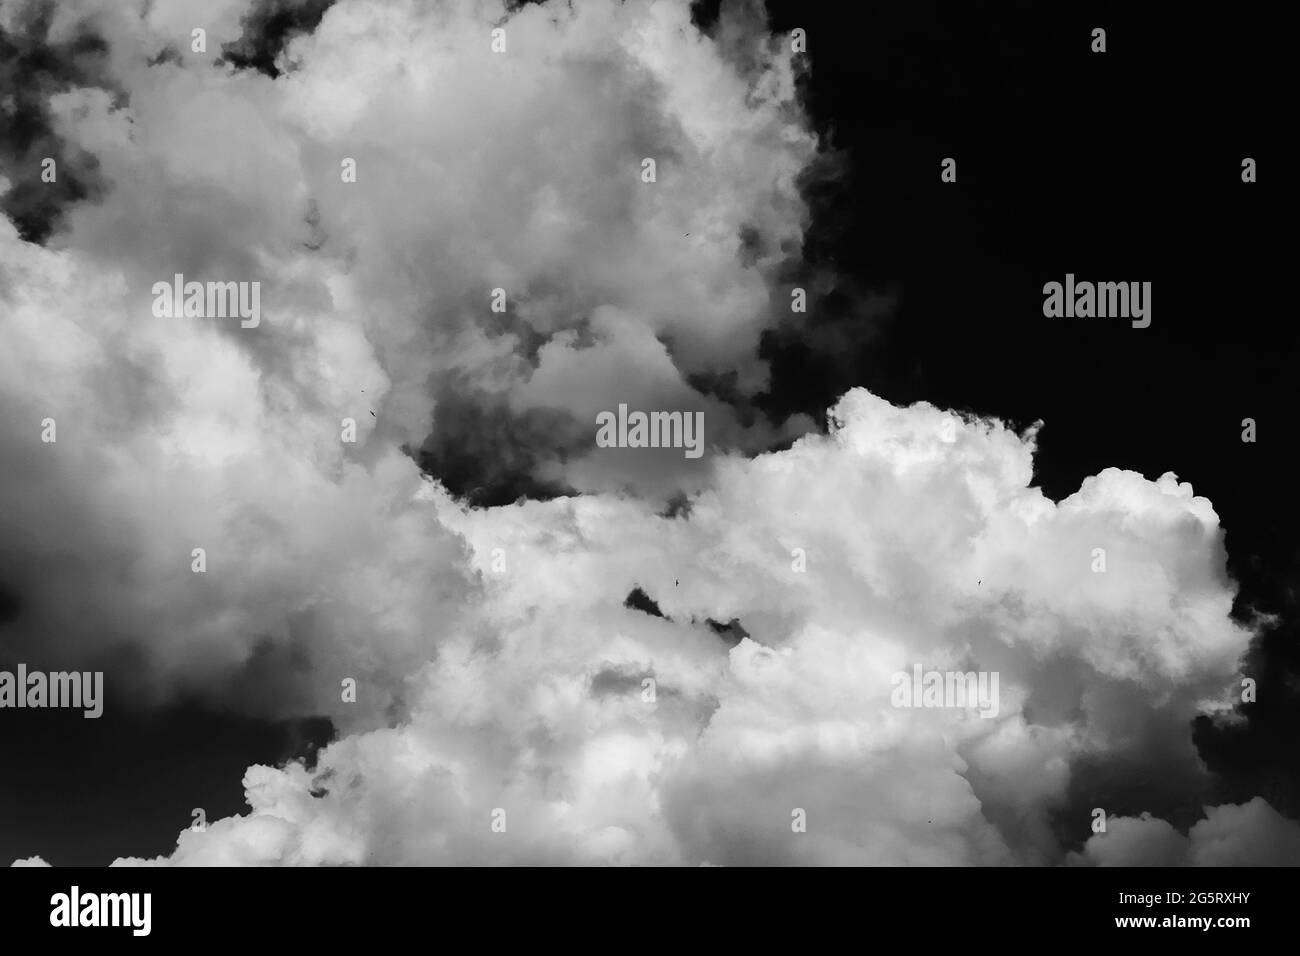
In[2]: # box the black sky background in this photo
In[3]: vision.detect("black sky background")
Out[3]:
[1,0,1292,864]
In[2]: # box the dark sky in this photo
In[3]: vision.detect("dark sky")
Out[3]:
[751,0,1294,829]
[1,0,1291,864]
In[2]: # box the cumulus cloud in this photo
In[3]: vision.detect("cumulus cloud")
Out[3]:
[0,0,1293,865]
[1071,798,1300,866]
[26,0,817,494]
[0,0,819,713]
[112,390,1266,865]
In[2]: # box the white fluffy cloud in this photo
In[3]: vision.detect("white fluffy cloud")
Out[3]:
[0,0,1290,865]
[0,0,817,712]
[1071,798,1300,866]
[111,390,1263,865]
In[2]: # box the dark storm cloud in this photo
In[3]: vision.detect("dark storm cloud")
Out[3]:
[0,0,113,242]
[217,0,335,76]
[411,388,577,506]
